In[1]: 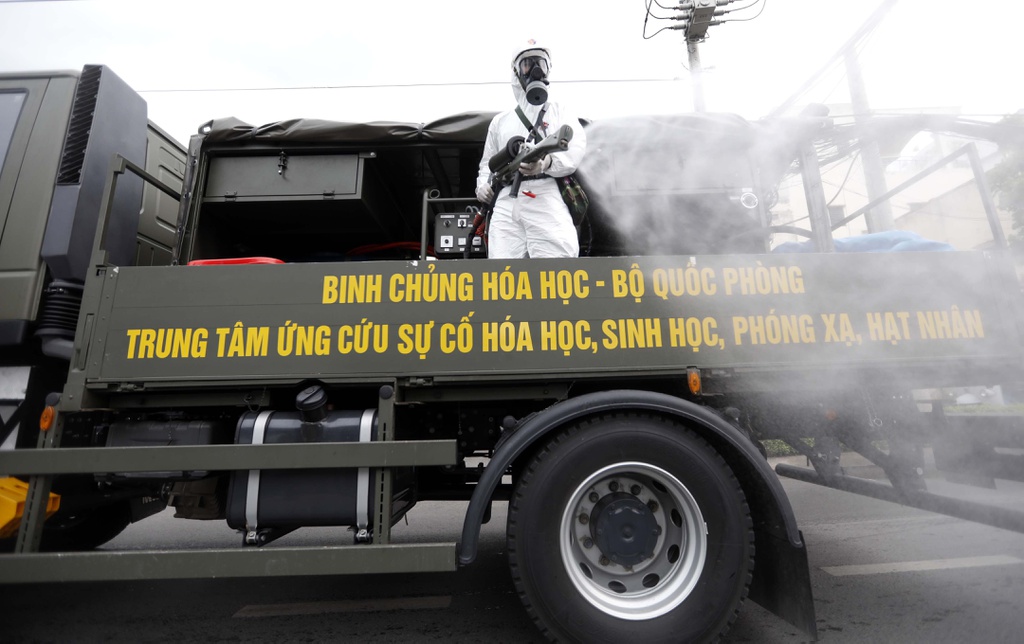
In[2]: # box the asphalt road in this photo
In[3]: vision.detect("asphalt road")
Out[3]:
[4,458,1024,643]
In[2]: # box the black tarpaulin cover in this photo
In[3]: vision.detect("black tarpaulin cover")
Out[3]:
[197,112,499,146]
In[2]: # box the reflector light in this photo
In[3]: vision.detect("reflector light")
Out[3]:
[687,368,701,395]
[39,406,55,431]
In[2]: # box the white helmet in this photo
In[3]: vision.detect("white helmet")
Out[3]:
[511,39,552,73]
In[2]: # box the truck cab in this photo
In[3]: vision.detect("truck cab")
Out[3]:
[0,66,184,363]
[0,65,185,544]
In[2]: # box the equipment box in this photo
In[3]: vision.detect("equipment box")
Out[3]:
[192,153,407,262]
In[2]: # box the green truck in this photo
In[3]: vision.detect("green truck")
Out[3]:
[2,65,1023,643]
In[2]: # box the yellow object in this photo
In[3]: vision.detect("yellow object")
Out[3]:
[0,477,61,539]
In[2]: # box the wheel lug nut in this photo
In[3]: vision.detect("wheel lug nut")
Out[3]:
[583,538,594,549]
[609,481,619,492]
[653,525,662,536]
[648,501,659,512]
[599,556,610,566]
[589,492,599,503]
[578,513,589,525]
[630,484,641,495]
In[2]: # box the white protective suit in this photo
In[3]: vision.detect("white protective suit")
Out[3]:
[476,54,587,259]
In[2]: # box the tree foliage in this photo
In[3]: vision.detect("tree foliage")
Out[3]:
[989,114,1024,244]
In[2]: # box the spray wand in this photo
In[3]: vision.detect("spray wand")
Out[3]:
[464,124,573,258]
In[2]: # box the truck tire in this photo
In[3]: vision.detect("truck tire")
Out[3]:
[507,413,754,644]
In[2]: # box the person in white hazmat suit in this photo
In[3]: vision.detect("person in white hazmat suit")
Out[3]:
[475,41,587,259]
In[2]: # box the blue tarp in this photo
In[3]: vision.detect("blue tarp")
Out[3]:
[774,230,956,253]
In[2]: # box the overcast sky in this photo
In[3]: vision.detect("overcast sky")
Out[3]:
[0,0,1020,145]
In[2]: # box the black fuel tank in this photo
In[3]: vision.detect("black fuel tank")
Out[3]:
[226,408,377,531]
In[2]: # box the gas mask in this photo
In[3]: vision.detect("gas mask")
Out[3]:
[516,55,550,106]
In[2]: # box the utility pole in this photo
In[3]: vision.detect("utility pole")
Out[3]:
[767,0,900,231]
[683,0,717,112]
[666,0,763,113]
[846,49,895,231]
[769,0,899,118]
[687,40,706,113]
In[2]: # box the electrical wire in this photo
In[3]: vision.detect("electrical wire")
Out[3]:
[825,150,862,206]
[135,77,685,94]
[643,0,678,40]
[719,0,766,22]
[643,0,768,41]
[816,68,852,107]
[777,38,859,120]
[767,0,899,118]
[642,25,677,39]
[720,0,762,16]
[815,33,875,106]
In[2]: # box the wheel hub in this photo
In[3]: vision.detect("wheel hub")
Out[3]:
[590,492,659,566]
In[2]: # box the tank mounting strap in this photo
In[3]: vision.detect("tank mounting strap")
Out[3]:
[244,410,273,530]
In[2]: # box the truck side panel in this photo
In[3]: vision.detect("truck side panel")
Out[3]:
[40,65,148,281]
[71,252,1020,394]
[135,123,186,267]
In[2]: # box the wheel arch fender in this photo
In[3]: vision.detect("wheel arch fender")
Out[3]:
[457,389,817,637]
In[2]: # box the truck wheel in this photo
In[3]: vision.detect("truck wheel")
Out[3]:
[507,413,753,643]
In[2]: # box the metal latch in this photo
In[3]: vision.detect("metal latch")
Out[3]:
[277,151,288,176]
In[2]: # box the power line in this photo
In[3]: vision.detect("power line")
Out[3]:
[768,0,900,117]
[719,0,767,23]
[643,0,767,41]
[825,150,862,207]
[135,77,685,94]
[642,0,678,40]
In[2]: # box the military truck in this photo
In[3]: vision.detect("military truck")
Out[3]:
[2,65,1023,643]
